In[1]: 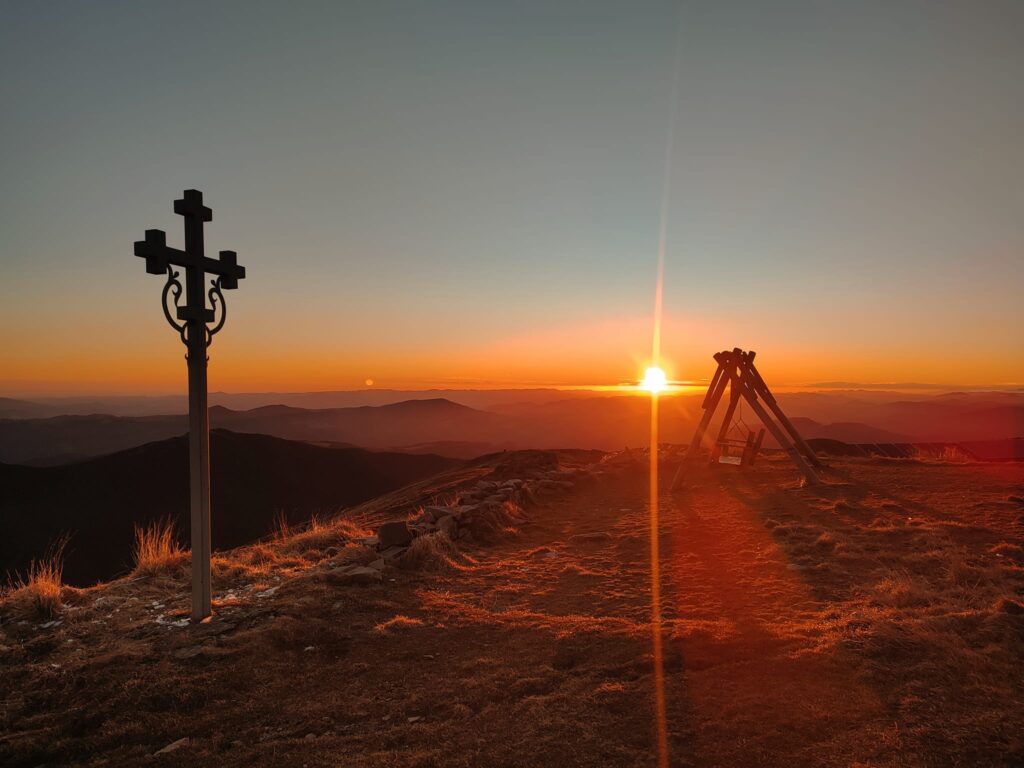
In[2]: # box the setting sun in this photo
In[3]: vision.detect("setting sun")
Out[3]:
[641,366,668,393]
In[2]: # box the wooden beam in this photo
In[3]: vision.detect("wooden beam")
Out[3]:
[710,386,742,462]
[748,362,824,468]
[670,353,732,490]
[747,428,766,466]
[724,356,821,484]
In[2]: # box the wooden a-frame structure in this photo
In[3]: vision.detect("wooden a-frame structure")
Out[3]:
[670,348,823,488]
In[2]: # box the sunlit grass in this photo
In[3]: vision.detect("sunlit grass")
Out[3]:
[133,519,187,575]
[3,538,67,620]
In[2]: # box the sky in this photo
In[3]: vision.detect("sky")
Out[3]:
[1,1,1021,396]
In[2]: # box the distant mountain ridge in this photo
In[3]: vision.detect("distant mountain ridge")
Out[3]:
[0,397,60,419]
[1,391,1021,465]
[0,398,502,465]
[0,430,461,586]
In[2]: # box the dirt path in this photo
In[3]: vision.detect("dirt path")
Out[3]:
[431,464,898,767]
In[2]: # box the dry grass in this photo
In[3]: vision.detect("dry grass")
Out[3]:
[398,532,468,573]
[278,513,371,555]
[373,615,426,634]
[212,516,373,581]
[464,500,526,543]
[429,491,462,508]
[132,519,186,576]
[870,572,933,608]
[272,510,293,541]
[3,538,66,620]
[2,456,1021,768]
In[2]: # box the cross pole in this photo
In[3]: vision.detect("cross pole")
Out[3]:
[133,190,246,621]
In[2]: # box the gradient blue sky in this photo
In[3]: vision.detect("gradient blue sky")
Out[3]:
[1,1,1021,394]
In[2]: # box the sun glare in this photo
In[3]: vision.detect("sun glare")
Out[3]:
[642,366,668,393]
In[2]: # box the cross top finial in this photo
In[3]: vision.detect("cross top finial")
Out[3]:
[133,189,245,346]
[173,189,213,222]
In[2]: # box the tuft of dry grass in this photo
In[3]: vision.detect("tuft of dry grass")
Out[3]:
[373,615,425,634]
[132,519,186,576]
[398,532,467,573]
[272,510,293,541]
[280,514,371,555]
[944,550,993,588]
[465,500,526,543]
[429,491,461,508]
[990,542,1024,563]
[3,538,67,620]
[871,572,933,609]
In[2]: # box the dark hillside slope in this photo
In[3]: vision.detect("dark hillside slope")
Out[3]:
[0,430,461,586]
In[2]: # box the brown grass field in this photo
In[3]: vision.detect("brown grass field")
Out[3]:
[2,452,1023,767]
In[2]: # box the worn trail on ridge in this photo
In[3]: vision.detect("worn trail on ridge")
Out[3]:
[433,461,895,767]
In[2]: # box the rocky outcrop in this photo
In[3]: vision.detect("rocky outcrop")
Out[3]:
[368,464,594,561]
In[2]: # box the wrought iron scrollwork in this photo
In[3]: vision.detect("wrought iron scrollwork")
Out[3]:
[160,268,230,360]
[207,277,227,345]
[161,266,188,348]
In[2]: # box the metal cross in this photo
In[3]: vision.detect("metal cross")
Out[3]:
[134,189,246,621]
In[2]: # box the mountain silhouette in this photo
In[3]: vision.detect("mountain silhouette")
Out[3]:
[0,398,503,465]
[0,430,461,586]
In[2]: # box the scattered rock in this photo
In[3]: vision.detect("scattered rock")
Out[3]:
[450,505,476,521]
[377,521,413,549]
[367,558,386,570]
[437,515,457,538]
[379,546,409,562]
[327,566,383,585]
[423,505,453,522]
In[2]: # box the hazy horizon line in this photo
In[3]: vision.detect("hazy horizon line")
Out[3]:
[5,381,1023,401]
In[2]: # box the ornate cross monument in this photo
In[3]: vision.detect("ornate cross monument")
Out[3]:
[134,190,246,621]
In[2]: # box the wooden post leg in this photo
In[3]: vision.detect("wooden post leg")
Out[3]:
[747,429,765,466]
[187,321,212,622]
[741,393,821,484]
[711,388,742,464]
[670,357,730,490]
[749,364,824,468]
[740,430,756,466]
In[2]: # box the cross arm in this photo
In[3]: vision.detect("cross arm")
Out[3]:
[134,230,245,284]
[216,251,245,289]
[134,229,177,274]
